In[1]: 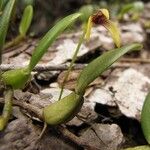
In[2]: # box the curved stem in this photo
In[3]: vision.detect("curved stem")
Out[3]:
[4,35,25,49]
[38,122,47,139]
[0,88,13,131]
[58,31,86,100]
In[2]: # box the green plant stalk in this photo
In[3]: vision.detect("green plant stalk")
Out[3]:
[141,92,150,144]
[4,35,24,49]
[0,88,13,131]
[75,43,142,95]
[58,30,86,100]
[0,0,16,63]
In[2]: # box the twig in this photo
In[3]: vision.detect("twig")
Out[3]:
[38,122,47,139]
[57,126,101,150]
[0,63,85,71]
[76,115,108,147]
[0,98,43,120]
[0,62,134,72]
[120,58,150,63]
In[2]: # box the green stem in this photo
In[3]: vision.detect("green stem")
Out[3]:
[0,88,13,130]
[4,35,24,49]
[58,31,86,100]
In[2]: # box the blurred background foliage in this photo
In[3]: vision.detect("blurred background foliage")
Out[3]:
[7,0,149,38]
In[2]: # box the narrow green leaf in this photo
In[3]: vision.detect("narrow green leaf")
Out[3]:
[0,0,8,11]
[75,43,142,95]
[118,1,144,20]
[28,13,82,71]
[124,145,150,150]
[0,1,2,11]
[19,5,33,37]
[0,0,15,62]
[118,4,133,19]
[141,92,150,144]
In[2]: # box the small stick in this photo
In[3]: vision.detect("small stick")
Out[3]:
[13,100,43,120]
[120,58,150,63]
[0,62,134,72]
[38,122,47,139]
[0,63,86,71]
[76,115,108,147]
[57,125,101,150]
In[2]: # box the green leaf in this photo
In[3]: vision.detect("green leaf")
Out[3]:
[141,92,150,144]
[2,13,82,89]
[118,1,144,20]
[19,5,33,37]
[0,0,8,11]
[75,43,142,95]
[118,4,133,19]
[0,0,15,60]
[28,13,82,71]
[43,92,83,125]
[0,1,2,11]
[123,145,150,150]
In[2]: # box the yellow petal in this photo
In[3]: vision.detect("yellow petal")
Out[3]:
[100,9,109,19]
[85,16,93,41]
[103,20,121,48]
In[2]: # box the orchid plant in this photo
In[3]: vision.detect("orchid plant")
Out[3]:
[0,0,143,137]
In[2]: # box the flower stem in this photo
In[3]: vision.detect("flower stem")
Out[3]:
[58,30,86,100]
[4,35,24,49]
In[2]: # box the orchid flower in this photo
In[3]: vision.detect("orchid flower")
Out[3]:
[85,9,121,48]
